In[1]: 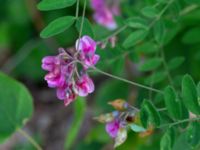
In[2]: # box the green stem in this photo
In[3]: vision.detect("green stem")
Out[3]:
[91,66,163,94]
[75,0,87,57]
[160,47,174,86]
[159,117,200,128]
[75,0,80,19]
[18,128,42,150]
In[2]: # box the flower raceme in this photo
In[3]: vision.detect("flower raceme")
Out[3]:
[90,0,120,30]
[42,36,99,106]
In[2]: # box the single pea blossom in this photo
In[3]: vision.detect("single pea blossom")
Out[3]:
[90,0,120,30]
[95,100,143,147]
[42,35,99,106]
[106,119,121,138]
[76,36,100,69]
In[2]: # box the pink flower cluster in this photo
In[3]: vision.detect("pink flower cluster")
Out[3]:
[42,36,99,106]
[91,0,120,30]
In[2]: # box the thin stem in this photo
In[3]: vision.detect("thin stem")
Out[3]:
[75,0,80,19]
[76,0,87,49]
[160,47,174,86]
[158,117,200,128]
[92,66,163,94]
[18,128,42,150]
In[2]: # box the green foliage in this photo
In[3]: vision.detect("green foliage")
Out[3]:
[145,71,167,84]
[126,17,148,29]
[139,58,162,71]
[167,57,185,71]
[64,97,86,149]
[182,75,200,115]
[123,30,148,48]
[160,128,175,150]
[0,72,33,143]
[153,20,165,43]
[37,0,76,11]
[164,86,182,120]
[186,122,200,149]
[140,99,161,128]
[141,6,158,18]
[40,16,75,38]
[182,27,200,44]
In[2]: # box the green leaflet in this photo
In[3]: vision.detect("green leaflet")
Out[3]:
[160,128,175,150]
[126,17,148,30]
[141,6,158,18]
[37,0,76,11]
[140,99,161,128]
[40,16,75,38]
[164,86,182,120]
[129,124,146,132]
[139,58,162,72]
[167,57,185,70]
[123,29,148,49]
[182,75,200,115]
[0,72,33,143]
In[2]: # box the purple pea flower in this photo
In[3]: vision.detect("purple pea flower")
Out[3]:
[76,36,100,69]
[91,0,120,30]
[42,35,99,106]
[106,120,120,138]
[74,74,95,97]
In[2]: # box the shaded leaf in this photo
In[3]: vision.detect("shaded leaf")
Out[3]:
[167,57,185,70]
[139,58,162,72]
[186,122,200,149]
[153,20,165,43]
[140,99,161,128]
[135,42,159,54]
[145,71,167,84]
[123,30,148,48]
[182,27,200,44]
[0,72,33,143]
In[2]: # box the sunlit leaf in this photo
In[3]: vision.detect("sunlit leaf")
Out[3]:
[141,6,158,18]
[129,124,146,132]
[40,16,75,38]
[164,86,182,119]
[160,128,175,150]
[126,17,148,29]
[182,75,200,115]
[37,0,76,11]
